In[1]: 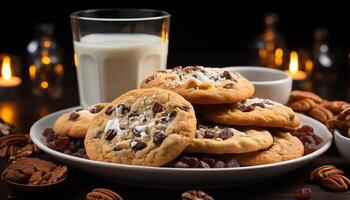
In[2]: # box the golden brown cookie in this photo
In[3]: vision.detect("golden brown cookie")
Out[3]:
[53,103,107,138]
[140,66,254,104]
[227,132,304,166]
[185,121,273,154]
[197,98,300,128]
[85,88,196,167]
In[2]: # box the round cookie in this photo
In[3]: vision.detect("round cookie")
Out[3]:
[140,66,254,104]
[53,103,106,138]
[84,88,197,167]
[227,132,304,166]
[197,98,301,128]
[185,121,273,154]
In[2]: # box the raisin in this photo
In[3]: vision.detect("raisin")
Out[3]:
[105,106,114,115]
[180,156,200,168]
[197,160,210,168]
[218,128,234,140]
[54,135,70,150]
[174,161,189,168]
[105,129,117,141]
[117,104,130,115]
[214,161,225,168]
[289,114,295,121]
[63,149,72,155]
[153,131,166,145]
[112,146,122,151]
[225,159,240,168]
[294,187,313,200]
[152,102,164,115]
[45,129,57,142]
[166,111,177,122]
[221,71,232,79]
[43,128,55,137]
[202,158,216,167]
[130,140,147,151]
[69,112,80,121]
[203,130,215,139]
[68,141,78,152]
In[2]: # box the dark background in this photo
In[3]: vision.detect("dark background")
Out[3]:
[0,1,349,100]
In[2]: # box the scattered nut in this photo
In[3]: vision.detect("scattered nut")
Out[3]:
[294,187,313,200]
[86,188,123,200]
[309,105,334,123]
[310,165,344,182]
[320,174,350,191]
[181,190,214,200]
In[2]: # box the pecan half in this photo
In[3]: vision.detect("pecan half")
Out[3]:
[288,98,316,112]
[320,174,350,191]
[321,101,350,114]
[289,90,323,103]
[309,105,334,123]
[182,190,214,200]
[0,134,28,147]
[310,165,344,182]
[86,188,123,200]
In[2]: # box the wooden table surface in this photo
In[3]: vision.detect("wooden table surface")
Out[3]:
[0,79,349,200]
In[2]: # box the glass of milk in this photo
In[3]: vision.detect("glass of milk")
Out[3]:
[70,9,170,107]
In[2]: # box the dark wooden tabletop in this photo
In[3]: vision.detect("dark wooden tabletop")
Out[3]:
[0,77,350,200]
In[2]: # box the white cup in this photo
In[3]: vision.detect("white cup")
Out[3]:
[224,66,292,104]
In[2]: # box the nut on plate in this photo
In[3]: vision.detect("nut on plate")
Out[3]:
[288,98,317,112]
[310,165,344,182]
[182,190,214,200]
[320,174,350,191]
[86,188,123,200]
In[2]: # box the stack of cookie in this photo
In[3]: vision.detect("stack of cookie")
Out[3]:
[52,66,305,167]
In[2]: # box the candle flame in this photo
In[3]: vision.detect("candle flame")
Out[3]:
[289,51,299,74]
[1,56,12,80]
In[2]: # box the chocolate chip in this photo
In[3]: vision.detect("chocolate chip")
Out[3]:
[152,102,164,115]
[243,105,255,112]
[223,83,234,89]
[117,104,130,115]
[130,140,147,151]
[145,75,155,83]
[221,71,232,79]
[75,108,83,112]
[112,146,122,151]
[90,105,104,114]
[218,128,234,140]
[203,130,215,139]
[178,105,190,111]
[105,106,114,115]
[105,130,117,141]
[132,128,141,137]
[251,103,266,108]
[225,159,240,167]
[153,131,166,145]
[94,130,103,138]
[69,112,80,121]
[166,111,177,122]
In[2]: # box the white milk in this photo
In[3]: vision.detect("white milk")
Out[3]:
[74,34,168,107]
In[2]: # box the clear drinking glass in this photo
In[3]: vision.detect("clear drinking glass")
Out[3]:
[70,9,170,107]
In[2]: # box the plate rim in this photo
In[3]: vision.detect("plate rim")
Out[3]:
[30,106,333,172]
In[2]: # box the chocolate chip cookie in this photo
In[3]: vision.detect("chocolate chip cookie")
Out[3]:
[185,121,273,154]
[140,66,254,104]
[85,88,196,167]
[53,103,107,138]
[197,98,300,128]
[227,132,304,166]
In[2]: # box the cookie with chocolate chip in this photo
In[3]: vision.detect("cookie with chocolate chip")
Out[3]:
[197,98,301,128]
[53,103,107,138]
[140,66,254,104]
[84,88,196,167]
[185,121,273,154]
[227,132,304,166]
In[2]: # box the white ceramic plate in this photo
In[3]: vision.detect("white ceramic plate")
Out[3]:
[30,107,332,187]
